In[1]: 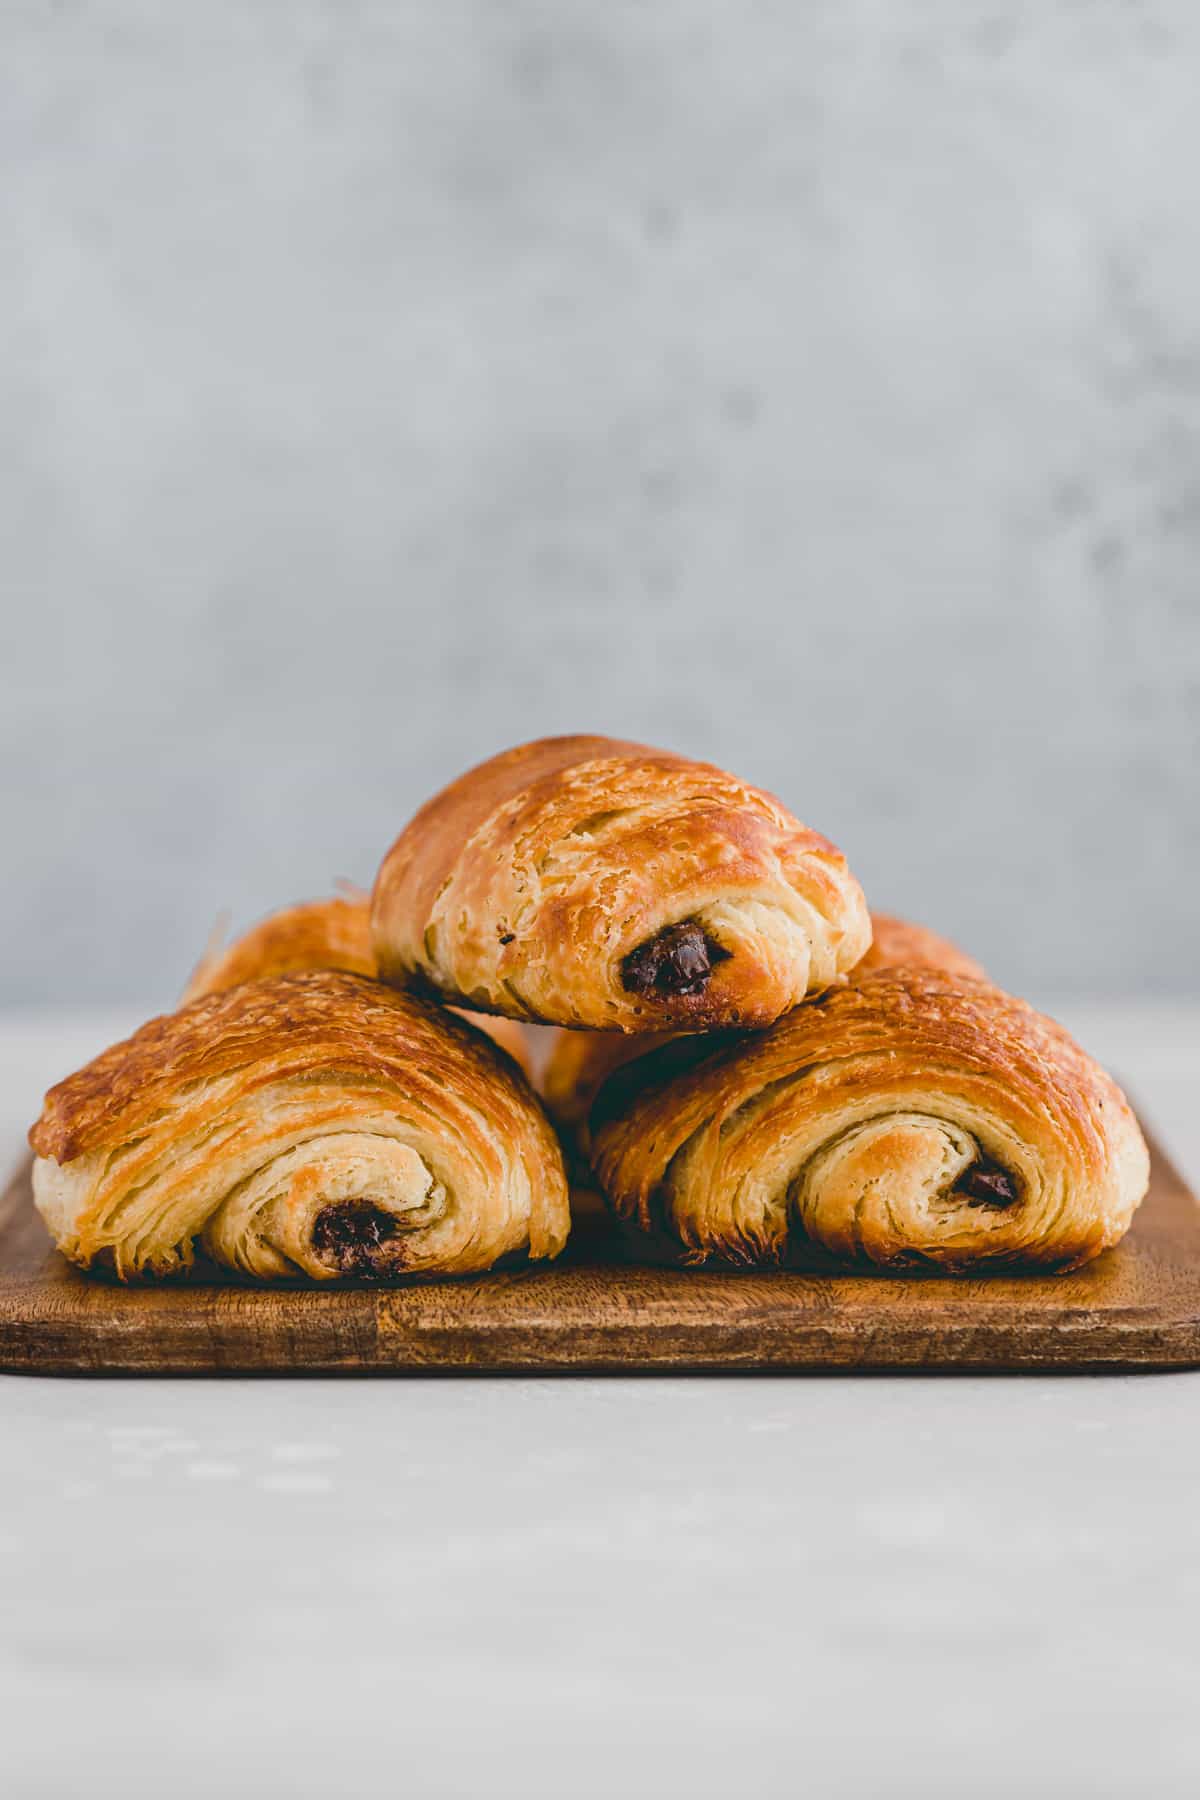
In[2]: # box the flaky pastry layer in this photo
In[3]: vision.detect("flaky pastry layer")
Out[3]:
[30,971,567,1282]
[539,910,982,1138]
[854,912,984,982]
[183,893,531,1075]
[589,969,1148,1272]
[371,736,870,1033]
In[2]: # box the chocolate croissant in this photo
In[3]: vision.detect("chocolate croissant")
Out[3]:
[590,969,1148,1272]
[29,971,569,1281]
[371,735,870,1032]
[184,893,532,1077]
[853,912,984,982]
[538,911,983,1142]
[182,893,377,999]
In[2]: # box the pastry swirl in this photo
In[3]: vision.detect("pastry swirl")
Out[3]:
[183,893,532,1076]
[539,911,982,1141]
[29,971,568,1281]
[371,735,870,1032]
[589,969,1148,1272]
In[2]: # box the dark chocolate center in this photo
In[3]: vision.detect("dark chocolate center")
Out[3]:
[953,1158,1019,1209]
[621,921,730,999]
[311,1200,399,1274]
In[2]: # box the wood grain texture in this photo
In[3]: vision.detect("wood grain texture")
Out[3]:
[2,1125,1198,1374]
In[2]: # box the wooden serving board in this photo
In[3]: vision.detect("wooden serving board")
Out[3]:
[2,1125,1199,1374]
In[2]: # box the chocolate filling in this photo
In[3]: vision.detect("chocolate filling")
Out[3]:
[621,921,730,999]
[311,1200,400,1275]
[954,1158,1019,1209]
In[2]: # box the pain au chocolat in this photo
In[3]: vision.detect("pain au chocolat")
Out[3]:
[851,911,984,982]
[370,735,870,1033]
[538,911,983,1145]
[183,892,377,998]
[184,892,532,1076]
[29,971,569,1281]
[589,968,1149,1273]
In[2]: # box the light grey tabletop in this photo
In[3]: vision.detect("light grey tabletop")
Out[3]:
[3,1008,1199,1799]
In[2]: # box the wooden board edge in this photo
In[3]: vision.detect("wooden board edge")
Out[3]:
[3,1121,1200,1377]
[5,1295,1200,1376]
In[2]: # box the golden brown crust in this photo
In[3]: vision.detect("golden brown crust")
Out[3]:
[182,894,531,1076]
[182,896,377,1000]
[539,911,983,1138]
[371,735,871,1032]
[854,912,984,981]
[30,971,567,1281]
[589,969,1149,1273]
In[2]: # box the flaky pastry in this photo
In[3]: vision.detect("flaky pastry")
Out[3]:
[371,736,870,1033]
[854,912,984,982]
[184,893,531,1075]
[539,911,982,1142]
[589,969,1148,1272]
[30,971,568,1281]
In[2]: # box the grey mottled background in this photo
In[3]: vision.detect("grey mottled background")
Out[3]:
[2,0,1198,1009]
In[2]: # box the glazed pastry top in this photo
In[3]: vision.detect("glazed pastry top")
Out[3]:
[854,912,984,982]
[182,892,532,1076]
[182,894,375,1001]
[30,971,568,1281]
[538,910,985,1133]
[372,735,871,1032]
[589,968,1149,1272]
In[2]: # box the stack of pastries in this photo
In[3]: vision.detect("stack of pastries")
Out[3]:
[30,735,1149,1283]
